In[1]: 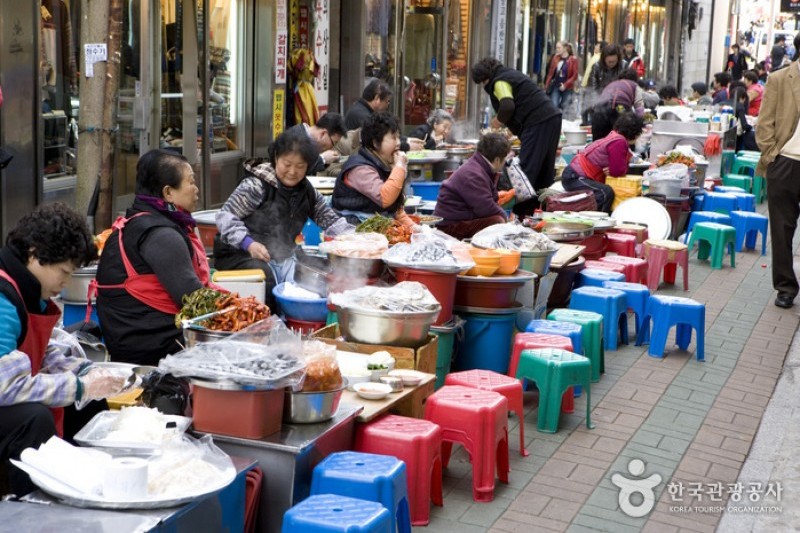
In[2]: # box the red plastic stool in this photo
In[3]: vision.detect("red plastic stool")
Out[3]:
[597,255,648,284]
[605,232,637,257]
[609,223,649,244]
[509,332,575,414]
[424,385,510,502]
[445,370,528,457]
[642,239,689,291]
[355,415,443,526]
[583,260,627,279]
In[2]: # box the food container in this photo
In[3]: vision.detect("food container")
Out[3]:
[183,326,233,347]
[192,380,284,439]
[494,249,521,275]
[327,254,385,279]
[454,270,535,309]
[273,283,328,322]
[648,177,683,198]
[283,387,344,423]
[564,130,588,146]
[380,376,404,392]
[294,252,331,296]
[519,249,556,276]
[336,307,440,347]
[62,265,97,302]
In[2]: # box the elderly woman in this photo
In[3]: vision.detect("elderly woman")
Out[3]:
[433,133,510,239]
[96,150,218,366]
[215,128,346,310]
[560,112,644,213]
[409,109,454,149]
[332,111,415,227]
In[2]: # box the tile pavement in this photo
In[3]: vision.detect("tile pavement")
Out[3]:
[416,203,799,532]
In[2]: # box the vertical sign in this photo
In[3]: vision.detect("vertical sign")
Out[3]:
[275,0,288,84]
[491,1,507,61]
[273,89,285,138]
[313,0,329,113]
[290,0,300,51]
[299,6,309,48]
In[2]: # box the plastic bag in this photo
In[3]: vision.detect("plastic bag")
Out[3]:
[298,341,343,392]
[472,223,558,252]
[139,371,191,416]
[324,218,356,239]
[329,281,441,313]
[318,232,389,258]
[146,434,234,498]
[504,157,536,202]
[382,228,475,272]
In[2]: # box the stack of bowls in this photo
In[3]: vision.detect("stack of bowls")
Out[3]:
[466,248,501,276]
[494,249,521,275]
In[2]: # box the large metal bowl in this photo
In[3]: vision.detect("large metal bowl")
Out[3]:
[283,386,344,424]
[519,249,557,276]
[336,306,440,347]
[183,326,234,347]
[327,254,385,279]
[62,265,97,302]
[294,256,331,296]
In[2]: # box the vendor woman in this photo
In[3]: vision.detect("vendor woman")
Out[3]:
[214,128,346,310]
[332,111,415,227]
[560,112,644,213]
[96,149,218,366]
[0,203,126,495]
[409,109,454,150]
[434,133,510,239]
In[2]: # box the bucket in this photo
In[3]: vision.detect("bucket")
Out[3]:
[410,182,442,201]
[302,219,322,246]
[430,321,459,389]
[454,312,517,374]
[284,317,326,336]
[394,267,457,325]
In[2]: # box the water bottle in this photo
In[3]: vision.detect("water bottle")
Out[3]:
[481,105,491,129]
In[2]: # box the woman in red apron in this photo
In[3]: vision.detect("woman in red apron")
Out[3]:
[0,203,125,496]
[95,150,218,366]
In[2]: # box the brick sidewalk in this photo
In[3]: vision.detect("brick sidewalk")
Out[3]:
[417,204,798,532]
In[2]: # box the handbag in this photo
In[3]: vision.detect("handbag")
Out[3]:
[545,190,597,212]
[504,157,536,202]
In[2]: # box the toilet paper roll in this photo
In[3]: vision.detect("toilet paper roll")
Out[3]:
[102,457,149,500]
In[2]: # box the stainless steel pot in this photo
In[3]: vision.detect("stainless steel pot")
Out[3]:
[294,254,331,296]
[283,387,344,423]
[327,254,385,279]
[336,306,440,347]
[183,326,234,347]
[62,265,98,302]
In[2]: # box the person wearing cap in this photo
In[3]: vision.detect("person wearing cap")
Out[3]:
[691,82,713,106]
[640,79,660,109]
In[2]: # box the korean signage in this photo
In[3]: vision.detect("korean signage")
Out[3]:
[491,1,507,61]
[313,0,329,112]
[299,6,309,48]
[275,0,288,84]
[273,89,285,138]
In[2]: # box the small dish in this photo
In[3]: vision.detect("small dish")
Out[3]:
[353,382,392,400]
[388,369,425,386]
[379,376,404,392]
[343,374,371,391]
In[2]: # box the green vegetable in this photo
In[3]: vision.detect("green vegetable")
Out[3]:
[175,288,225,328]
[356,214,394,235]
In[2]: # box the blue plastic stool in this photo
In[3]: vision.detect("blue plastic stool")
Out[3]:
[577,268,625,288]
[713,185,746,194]
[311,452,411,533]
[730,211,768,255]
[525,319,585,396]
[547,309,605,382]
[569,286,629,350]
[282,494,393,533]
[636,295,705,361]
[701,191,738,214]
[602,281,650,343]
[730,192,756,212]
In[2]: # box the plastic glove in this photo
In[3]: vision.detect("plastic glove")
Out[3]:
[393,150,408,170]
[80,367,128,401]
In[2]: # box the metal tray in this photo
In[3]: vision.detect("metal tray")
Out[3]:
[74,411,192,454]
[456,269,537,283]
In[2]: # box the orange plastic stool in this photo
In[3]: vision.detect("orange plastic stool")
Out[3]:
[509,332,576,414]
[424,385,510,502]
[445,370,528,457]
[642,239,689,291]
[605,232,637,257]
[598,255,648,284]
[355,415,443,526]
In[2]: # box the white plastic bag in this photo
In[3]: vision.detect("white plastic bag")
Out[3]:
[504,157,536,202]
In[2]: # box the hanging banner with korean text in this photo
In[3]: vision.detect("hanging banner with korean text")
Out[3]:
[313,0,329,113]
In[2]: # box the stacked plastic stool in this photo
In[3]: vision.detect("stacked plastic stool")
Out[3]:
[636,295,705,361]
[578,268,626,288]
[445,370,529,457]
[686,211,732,235]
[515,348,595,433]
[597,255,648,284]
[687,222,736,269]
[523,321,586,401]
[731,154,759,177]
[282,494,393,533]
[424,385,509,502]
[547,308,604,382]
[311,451,411,533]
[606,232,637,257]
[354,415,443,526]
[701,192,738,214]
[730,211,768,255]
[569,286,628,350]
[714,185,746,194]
[721,174,753,193]
[729,192,756,212]
[583,260,627,278]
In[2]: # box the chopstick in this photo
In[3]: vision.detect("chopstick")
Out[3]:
[182,306,238,328]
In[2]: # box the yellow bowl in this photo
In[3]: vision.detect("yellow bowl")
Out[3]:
[494,249,521,275]
[465,264,500,277]
[468,247,502,266]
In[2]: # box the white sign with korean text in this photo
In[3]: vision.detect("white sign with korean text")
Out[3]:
[313,0,329,112]
[84,43,107,78]
[275,0,288,84]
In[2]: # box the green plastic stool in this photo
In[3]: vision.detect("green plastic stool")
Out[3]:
[752,174,766,204]
[731,156,759,178]
[721,174,753,193]
[687,222,736,269]
[515,348,594,433]
[736,150,761,160]
[546,309,604,382]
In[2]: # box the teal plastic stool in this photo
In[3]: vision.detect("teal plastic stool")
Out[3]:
[687,222,736,269]
[736,150,761,160]
[731,156,759,176]
[730,156,766,203]
[547,308,604,382]
[515,348,594,433]
[752,174,767,204]
[721,174,753,193]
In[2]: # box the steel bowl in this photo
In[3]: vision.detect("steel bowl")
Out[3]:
[519,249,557,276]
[283,386,344,424]
[183,326,234,347]
[62,265,98,302]
[294,256,331,297]
[327,254,385,279]
[336,306,440,347]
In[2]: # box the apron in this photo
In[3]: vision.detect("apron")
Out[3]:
[89,213,212,316]
[0,269,64,436]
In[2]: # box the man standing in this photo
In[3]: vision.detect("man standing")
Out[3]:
[756,33,800,308]
[771,35,787,72]
[621,38,645,79]
[726,44,749,81]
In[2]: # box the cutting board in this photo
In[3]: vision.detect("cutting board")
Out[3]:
[550,244,585,269]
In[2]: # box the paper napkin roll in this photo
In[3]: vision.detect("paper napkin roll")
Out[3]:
[102,457,149,499]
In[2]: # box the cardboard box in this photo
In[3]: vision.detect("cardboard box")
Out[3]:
[312,324,438,374]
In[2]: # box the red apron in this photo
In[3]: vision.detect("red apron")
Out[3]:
[0,269,64,436]
[89,213,213,316]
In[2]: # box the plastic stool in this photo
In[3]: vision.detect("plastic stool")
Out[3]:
[602,281,650,343]
[445,370,528,457]
[515,348,595,433]
[642,239,689,291]
[569,286,628,351]
[597,255,648,284]
[687,222,736,269]
[583,260,627,277]
[424,385,509,502]
[509,331,577,412]
[547,308,604,382]
[311,452,411,533]
[721,174,753,193]
[636,295,705,361]
[736,150,761,160]
[609,223,649,244]
[606,232,637,257]
[729,211,768,255]
[355,416,442,526]
[282,493,393,532]
[729,192,756,212]
[577,268,626,287]
[713,185,746,194]
[752,174,767,204]
[731,155,759,177]
[687,211,732,234]
[701,192,738,214]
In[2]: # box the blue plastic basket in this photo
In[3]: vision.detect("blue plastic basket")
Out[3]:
[410,182,442,201]
[273,282,328,321]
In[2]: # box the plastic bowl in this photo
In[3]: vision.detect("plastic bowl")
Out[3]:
[465,264,500,277]
[494,249,521,275]
[273,282,328,322]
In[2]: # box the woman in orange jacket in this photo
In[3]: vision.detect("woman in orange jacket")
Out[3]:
[544,41,579,114]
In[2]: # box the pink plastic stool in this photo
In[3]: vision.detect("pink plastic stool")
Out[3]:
[510,332,575,414]
[642,239,689,291]
[605,232,637,257]
[445,370,528,457]
[424,385,510,502]
[598,255,648,284]
[355,415,443,526]
[583,260,627,279]
[609,224,649,244]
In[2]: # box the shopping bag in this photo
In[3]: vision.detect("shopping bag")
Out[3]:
[504,157,536,202]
